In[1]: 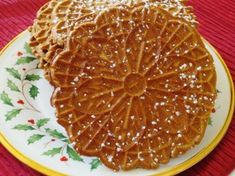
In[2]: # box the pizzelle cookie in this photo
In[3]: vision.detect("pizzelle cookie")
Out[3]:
[29,0,113,81]
[50,0,196,46]
[29,0,63,67]
[51,5,216,170]
[29,0,196,83]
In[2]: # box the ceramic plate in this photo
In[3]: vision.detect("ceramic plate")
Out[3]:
[0,30,234,176]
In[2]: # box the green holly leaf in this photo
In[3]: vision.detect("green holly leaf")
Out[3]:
[62,138,70,143]
[7,80,20,92]
[90,159,101,170]
[36,118,50,128]
[0,91,13,106]
[42,147,62,157]
[67,146,83,162]
[13,124,34,131]
[6,68,21,80]
[208,117,213,126]
[24,43,33,55]
[36,63,40,69]
[16,57,36,65]
[27,134,45,144]
[5,109,22,121]
[29,85,39,99]
[25,74,41,81]
[45,128,67,140]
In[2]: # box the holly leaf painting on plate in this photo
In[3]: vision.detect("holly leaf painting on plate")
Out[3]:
[208,117,213,126]
[0,91,13,106]
[43,147,62,157]
[24,42,33,55]
[67,146,84,162]
[6,68,21,80]
[27,134,45,144]
[13,124,34,131]
[7,79,20,92]
[25,74,41,81]
[45,128,67,140]
[29,85,39,99]
[5,109,22,121]
[36,118,50,128]
[16,56,36,65]
[90,159,101,170]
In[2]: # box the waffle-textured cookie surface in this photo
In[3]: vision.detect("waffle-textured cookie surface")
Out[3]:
[29,0,196,83]
[51,5,216,170]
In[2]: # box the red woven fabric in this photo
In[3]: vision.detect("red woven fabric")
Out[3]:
[0,0,234,176]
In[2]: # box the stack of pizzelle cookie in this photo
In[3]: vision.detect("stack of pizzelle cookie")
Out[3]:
[29,0,217,171]
[29,0,196,82]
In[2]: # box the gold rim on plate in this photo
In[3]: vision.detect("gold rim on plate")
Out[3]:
[0,30,234,176]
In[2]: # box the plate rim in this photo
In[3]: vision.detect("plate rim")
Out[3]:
[0,30,234,176]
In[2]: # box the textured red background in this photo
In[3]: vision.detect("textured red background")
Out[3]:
[0,0,234,176]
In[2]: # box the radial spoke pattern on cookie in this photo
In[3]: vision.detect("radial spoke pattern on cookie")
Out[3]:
[51,6,216,170]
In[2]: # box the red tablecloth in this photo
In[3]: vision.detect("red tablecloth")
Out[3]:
[0,0,235,176]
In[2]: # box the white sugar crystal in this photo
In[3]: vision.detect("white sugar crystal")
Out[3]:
[151,121,157,125]
[177,133,182,138]
[130,115,135,120]
[179,63,187,70]
[107,155,113,162]
[175,111,180,116]
[197,66,202,71]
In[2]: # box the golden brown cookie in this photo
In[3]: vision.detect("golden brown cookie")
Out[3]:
[29,0,63,66]
[51,5,216,170]
[29,0,196,83]
[50,0,196,46]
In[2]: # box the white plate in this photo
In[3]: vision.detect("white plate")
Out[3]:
[0,30,234,176]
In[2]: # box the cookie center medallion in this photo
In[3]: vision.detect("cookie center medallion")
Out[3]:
[124,73,146,96]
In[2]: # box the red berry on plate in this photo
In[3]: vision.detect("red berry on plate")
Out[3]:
[17,51,23,56]
[212,108,216,113]
[60,156,68,162]
[17,99,24,105]
[27,119,35,125]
